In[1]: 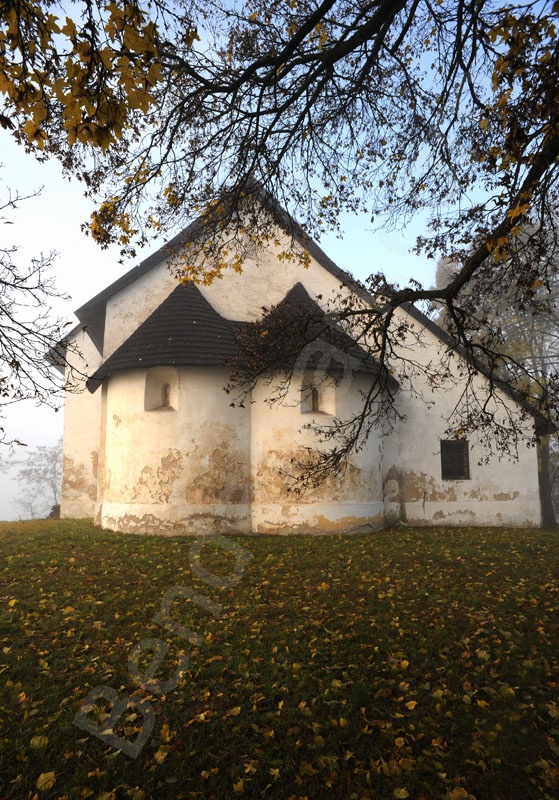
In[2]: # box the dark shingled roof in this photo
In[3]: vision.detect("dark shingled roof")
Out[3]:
[87,282,238,391]
[87,281,395,393]
[232,282,399,390]
[261,282,383,376]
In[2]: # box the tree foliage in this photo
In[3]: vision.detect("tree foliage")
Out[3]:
[0,0,167,151]
[3,0,559,472]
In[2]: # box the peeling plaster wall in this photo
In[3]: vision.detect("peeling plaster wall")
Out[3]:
[96,367,252,534]
[93,363,385,535]
[250,373,384,533]
[60,331,103,518]
[381,310,541,527]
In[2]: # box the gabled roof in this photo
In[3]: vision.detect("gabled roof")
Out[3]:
[86,282,238,391]
[73,186,551,431]
[74,186,358,355]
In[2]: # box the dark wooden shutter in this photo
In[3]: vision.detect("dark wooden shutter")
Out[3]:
[441,440,470,480]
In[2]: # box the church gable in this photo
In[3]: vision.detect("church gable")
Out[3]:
[87,279,389,393]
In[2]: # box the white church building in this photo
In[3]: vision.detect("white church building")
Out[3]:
[58,208,544,534]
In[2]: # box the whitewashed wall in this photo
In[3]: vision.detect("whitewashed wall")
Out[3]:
[97,367,251,534]
[382,309,541,527]
[61,330,103,518]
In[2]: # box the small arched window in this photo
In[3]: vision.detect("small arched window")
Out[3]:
[301,372,335,415]
[145,367,178,411]
[311,386,320,413]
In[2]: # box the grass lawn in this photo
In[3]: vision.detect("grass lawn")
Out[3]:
[1,522,559,799]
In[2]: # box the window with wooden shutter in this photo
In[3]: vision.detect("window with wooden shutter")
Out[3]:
[440,439,470,480]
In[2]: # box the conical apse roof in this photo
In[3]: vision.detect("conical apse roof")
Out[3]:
[87,282,238,391]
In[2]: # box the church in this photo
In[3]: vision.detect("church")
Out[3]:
[58,205,543,534]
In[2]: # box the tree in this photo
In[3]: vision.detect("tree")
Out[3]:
[8,439,62,519]
[0,183,80,445]
[3,0,559,479]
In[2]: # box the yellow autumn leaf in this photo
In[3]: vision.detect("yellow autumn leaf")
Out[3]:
[499,685,516,699]
[160,722,172,742]
[405,700,417,710]
[87,767,105,778]
[153,746,169,764]
[225,706,241,717]
[394,789,409,799]
[185,27,200,46]
[475,649,490,661]
[36,772,56,791]
[30,735,49,749]
[146,62,163,87]
[123,26,146,52]
[233,778,244,793]
[507,202,530,220]
[448,789,470,800]
[8,598,16,607]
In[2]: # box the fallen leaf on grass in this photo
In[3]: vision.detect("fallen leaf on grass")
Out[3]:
[36,772,56,791]
[153,746,169,764]
[30,735,48,749]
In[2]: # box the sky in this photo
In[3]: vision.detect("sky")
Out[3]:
[0,132,436,521]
